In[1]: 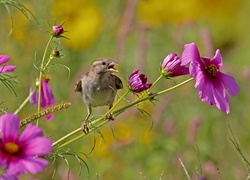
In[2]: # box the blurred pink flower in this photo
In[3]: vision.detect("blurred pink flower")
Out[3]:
[0,113,52,177]
[0,173,18,180]
[181,43,239,113]
[161,53,189,77]
[0,55,16,73]
[29,77,55,121]
[129,69,152,93]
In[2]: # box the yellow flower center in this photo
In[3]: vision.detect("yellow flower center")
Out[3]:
[205,64,218,77]
[4,142,19,154]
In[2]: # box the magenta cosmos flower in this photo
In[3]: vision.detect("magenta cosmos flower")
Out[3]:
[181,43,239,113]
[0,55,16,73]
[0,113,52,177]
[29,77,55,121]
[161,53,189,78]
[129,69,152,93]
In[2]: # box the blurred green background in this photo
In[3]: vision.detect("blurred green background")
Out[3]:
[1,0,250,179]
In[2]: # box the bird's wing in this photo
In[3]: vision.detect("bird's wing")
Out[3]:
[112,74,123,90]
[75,79,82,92]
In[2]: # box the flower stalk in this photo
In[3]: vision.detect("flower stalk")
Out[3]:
[151,75,163,87]
[52,90,130,149]
[37,35,53,125]
[53,78,194,150]
[14,86,37,115]
[113,78,194,116]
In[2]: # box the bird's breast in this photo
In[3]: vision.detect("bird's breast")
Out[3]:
[82,78,117,107]
[89,86,116,107]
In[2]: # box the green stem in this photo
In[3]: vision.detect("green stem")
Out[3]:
[93,90,130,125]
[52,127,81,148]
[54,129,85,150]
[55,119,109,150]
[52,90,130,149]
[37,36,53,126]
[53,78,194,150]
[44,55,54,69]
[131,75,162,107]
[14,87,37,115]
[113,78,194,115]
[152,75,162,87]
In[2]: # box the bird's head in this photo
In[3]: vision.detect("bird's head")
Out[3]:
[91,58,119,75]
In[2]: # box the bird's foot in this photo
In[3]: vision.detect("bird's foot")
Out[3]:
[106,113,114,121]
[81,121,89,134]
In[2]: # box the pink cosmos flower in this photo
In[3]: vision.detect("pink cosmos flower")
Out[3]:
[29,77,55,121]
[0,55,16,73]
[129,69,152,93]
[0,113,52,177]
[161,53,189,78]
[181,43,240,113]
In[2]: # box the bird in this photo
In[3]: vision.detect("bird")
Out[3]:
[75,57,123,133]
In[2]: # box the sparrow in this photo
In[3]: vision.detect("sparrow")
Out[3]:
[75,57,123,133]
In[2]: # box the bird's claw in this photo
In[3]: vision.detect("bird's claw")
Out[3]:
[81,121,89,134]
[106,113,114,121]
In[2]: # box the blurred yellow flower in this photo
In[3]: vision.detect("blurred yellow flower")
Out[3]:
[52,0,102,51]
[91,122,133,158]
[137,0,198,26]
[137,0,239,26]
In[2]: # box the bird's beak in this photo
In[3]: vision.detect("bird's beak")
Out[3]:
[108,61,119,73]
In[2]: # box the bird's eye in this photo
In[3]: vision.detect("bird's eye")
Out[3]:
[102,62,106,65]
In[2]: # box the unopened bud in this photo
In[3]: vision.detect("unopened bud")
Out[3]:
[52,25,64,36]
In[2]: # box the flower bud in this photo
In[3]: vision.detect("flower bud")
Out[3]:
[53,50,60,57]
[129,69,152,93]
[161,53,189,78]
[52,25,64,36]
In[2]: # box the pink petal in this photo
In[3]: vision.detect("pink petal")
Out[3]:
[197,78,216,106]
[41,80,55,108]
[0,65,16,73]
[139,74,147,84]
[162,53,179,69]
[18,124,43,143]
[218,72,240,96]
[44,113,54,121]
[197,74,230,113]
[129,69,140,79]
[6,157,48,175]
[170,65,189,77]
[190,62,203,84]
[29,86,38,105]
[0,173,18,180]
[210,49,223,69]
[4,160,24,175]
[21,158,49,174]
[0,113,19,142]
[212,83,230,114]
[22,137,52,156]
[41,80,49,107]
[144,83,152,89]
[0,152,8,167]
[0,55,11,64]
[181,43,201,65]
